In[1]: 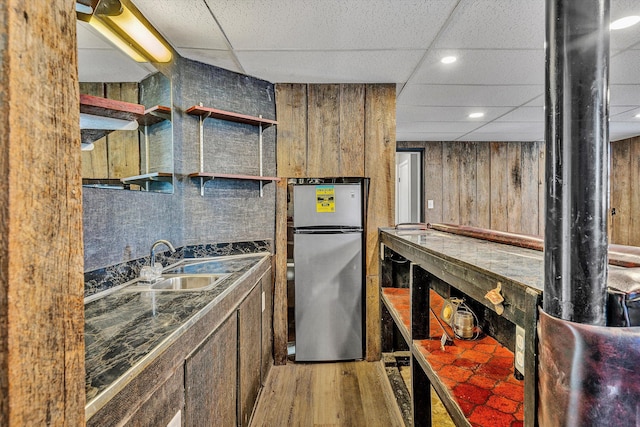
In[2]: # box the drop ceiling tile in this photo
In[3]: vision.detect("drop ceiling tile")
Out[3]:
[611,84,640,106]
[396,106,512,123]
[133,0,228,50]
[396,132,467,142]
[236,50,424,83]
[457,132,543,142]
[611,0,640,50]
[78,49,154,82]
[474,121,543,134]
[611,107,640,120]
[611,50,640,85]
[398,121,481,133]
[495,106,545,122]
[411,49,544,85]
[610,121,640,141]
[176,48,243,74]
[435,0,544,49]
[206,0,457,50]
[399,84,542,107]
[77,21,112,49]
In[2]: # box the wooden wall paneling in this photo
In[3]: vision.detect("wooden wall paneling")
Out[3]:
[507,142,523,233]
[0,1,85,424]
[629,137,640,246]
[106,83,140,178]
[611,139,631,245]
[275,84,308,177]
[459,142,478,226]
[424,142,444,224]
[442,142,461,224]
[476,142,491,228]
[307,84,341,177]
[490,142,509,231]
[261,270,274,384]
[338,84,365,176]
[520,142,539,235]
[273,179,288,365]
[538,141,546,236]
[80,82,109,178]
[364,84,396,361]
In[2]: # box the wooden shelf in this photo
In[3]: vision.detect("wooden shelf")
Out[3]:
[188,172,280,182]
[80,94,146,144]
[121,172,173,187]
[138,105,172,126]
[185,105,278,128]
[382,287,524,427]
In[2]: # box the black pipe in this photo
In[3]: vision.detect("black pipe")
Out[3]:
[544,0,609,325]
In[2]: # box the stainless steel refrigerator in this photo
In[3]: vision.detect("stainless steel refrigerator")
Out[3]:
[293,183,364,361]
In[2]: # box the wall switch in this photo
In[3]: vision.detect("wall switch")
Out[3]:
[262,291,266,313]
[427,200,434,209]
[167,411,181,427]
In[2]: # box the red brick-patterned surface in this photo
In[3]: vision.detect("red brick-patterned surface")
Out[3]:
[382,287,524,427]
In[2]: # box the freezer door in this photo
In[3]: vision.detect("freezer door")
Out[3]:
[294,231,363,361]
[293,184,362,228]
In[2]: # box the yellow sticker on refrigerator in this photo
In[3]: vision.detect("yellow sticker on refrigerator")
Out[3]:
[316,185,335,212]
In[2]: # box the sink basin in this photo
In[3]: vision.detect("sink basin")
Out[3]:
[150,274,225,291]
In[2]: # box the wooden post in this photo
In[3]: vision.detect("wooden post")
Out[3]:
[273,179,289,364]
[0,1,85,425]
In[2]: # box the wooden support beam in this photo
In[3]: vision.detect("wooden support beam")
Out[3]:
[0,1,85,425]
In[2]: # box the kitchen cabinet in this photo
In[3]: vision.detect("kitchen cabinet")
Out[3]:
[238,284,263,427]
[261,271,274,384]
[184,315,238,427]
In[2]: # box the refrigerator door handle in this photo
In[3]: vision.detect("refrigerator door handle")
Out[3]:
[294,228,363,234]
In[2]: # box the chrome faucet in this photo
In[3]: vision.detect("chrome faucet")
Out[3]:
[150,239,176,268]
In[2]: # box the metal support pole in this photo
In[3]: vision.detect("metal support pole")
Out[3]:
[544,0,610,324]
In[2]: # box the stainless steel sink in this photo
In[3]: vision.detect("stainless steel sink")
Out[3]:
[149,274,227,291]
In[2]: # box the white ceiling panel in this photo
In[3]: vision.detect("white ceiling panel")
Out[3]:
[611,107,640,120]
[78,49,154,82]
[611,50,640,85]
[177,48,243,74]
[611,0,640,50]
[133,0,228,50]
[396,132,468,142]
[473,121,543,134]
[236,50,425,83]
[207,0,458,50]
[611,121,640,141]
[77,21,112,49]
[399,84,542,107]
[610,84,640,106]
[496,106,545,122]
[435,0,545,49]
[410,49,545,86]
[457,132,543,142]
[398,121,482,134]
[397,106,512,123]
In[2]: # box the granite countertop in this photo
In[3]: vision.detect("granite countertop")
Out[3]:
[381,228,546,291]
[84,253,269,417]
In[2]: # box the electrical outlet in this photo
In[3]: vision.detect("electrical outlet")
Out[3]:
[515,325,525,376]
[427,199,434,209]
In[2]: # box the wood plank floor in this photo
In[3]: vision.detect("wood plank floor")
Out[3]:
[250,361,405,427]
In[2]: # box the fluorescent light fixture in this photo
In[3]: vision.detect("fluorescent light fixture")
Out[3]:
[468,112,484,119]
[89,16,148,62]
[89,0,172,63]
[635,113,640,119]
[441,56,457,64]
[610,16,640,30]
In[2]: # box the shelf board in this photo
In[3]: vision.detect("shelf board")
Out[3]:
[138,105,172,126]
[80,94,145,121]
[185,105,278,128]
[121,172,173,186]
[188,172,281,182]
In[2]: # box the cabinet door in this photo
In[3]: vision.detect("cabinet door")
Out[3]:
[261,270,274,384]
[185,315,238,427]
[238,285,263,427]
